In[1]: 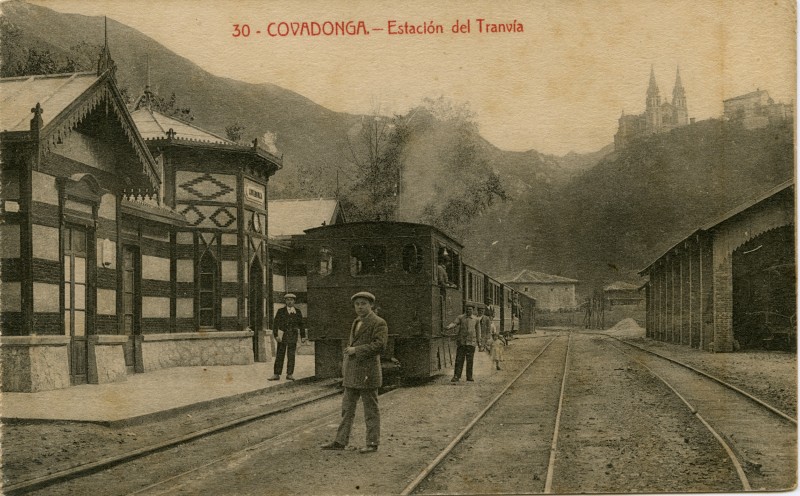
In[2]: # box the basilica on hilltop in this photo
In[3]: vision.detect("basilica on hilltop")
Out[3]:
[614,67,689,150]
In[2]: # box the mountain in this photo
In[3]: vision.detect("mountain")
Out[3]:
[464,119,794,291]
[10,1,785,300]
[1,0,364,198]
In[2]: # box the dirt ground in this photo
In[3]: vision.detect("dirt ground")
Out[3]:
[601,318,797,418]
[3,329,796,494]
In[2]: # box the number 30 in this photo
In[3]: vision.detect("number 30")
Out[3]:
[232,24,251,37]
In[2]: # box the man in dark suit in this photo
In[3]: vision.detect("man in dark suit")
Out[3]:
[320,291,388,453]
[269,293,306,381]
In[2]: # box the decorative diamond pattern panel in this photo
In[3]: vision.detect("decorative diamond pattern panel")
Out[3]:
[209,208,236,228]
[176,172,236,202]
[179,204,238,228]
[181,205,205,226]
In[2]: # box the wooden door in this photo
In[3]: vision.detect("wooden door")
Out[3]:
[64,226,88,384]
[122,246,141,372]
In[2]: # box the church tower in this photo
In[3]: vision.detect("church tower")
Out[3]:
[645,66,662,132]
[672,66,688,125]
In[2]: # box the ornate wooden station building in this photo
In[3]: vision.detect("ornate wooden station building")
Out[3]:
[0,46,281,391]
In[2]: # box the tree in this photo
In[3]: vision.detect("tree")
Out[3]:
[225,122,246,142]
[416,98,508,238]
[342,109,411,221]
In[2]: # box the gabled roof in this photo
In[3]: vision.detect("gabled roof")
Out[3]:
[604,281,640,291]
[1,72,98,132]
[268,198,343,238]
[501,269,578,285]
[639,179,794,274]
[130,109,235,145]
[0,70,160,192]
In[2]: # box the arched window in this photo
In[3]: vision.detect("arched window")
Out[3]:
[199,252,218,327]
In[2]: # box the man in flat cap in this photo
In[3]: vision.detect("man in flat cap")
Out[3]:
[270,293,306,381]
[446,303,481,382]
[321,291,388,453]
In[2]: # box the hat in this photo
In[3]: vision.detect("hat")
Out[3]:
[284,293,297,299]
[351,291,376,303]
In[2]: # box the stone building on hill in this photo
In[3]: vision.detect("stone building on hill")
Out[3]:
[723,89,793,130]
[614,66,689,151]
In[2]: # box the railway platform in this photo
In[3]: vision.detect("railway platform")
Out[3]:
[0,356,315,426]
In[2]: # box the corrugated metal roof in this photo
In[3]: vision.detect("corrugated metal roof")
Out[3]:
[130,109,235,145]
[639,179,794,274]
[268,198,340,237]
[0,72,98,132]
[502,269,578,284]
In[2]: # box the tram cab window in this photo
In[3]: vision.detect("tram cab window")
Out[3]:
[402,244,422,273]
[350,245,387,276]
[318,248,333,276]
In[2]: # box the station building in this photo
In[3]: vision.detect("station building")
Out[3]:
[266,198,345,325]
[639,180,794,352]
[0,47,281,391]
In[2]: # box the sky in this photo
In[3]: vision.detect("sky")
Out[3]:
[31,0,796,156]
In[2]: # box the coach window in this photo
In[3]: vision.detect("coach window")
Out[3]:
[449,251,461,288]
[319,248,333,276]
[402,244,422,273]
[351,245,387,276]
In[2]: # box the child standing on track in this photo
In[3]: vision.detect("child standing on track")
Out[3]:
[490,331,505,370]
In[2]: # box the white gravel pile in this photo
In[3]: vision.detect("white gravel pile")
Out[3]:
[604,318,646,338]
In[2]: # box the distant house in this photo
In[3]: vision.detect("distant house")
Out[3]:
[723,89,793,130]
[604,281,644,307]
[267,198,345,320]
[502,269,578,311]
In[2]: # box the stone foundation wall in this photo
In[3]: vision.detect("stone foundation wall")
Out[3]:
[88,335,128,384]
[1,336,71,392]
[140,331,254,372]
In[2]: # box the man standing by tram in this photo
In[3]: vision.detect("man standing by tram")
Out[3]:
[269,293,306,381]
[446,304,481,382]
[320,291,388,453]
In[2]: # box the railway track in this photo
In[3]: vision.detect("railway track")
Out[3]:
[403,334,570,495]
[607,334,797,424]
[15,333,794,494]
[406,329,793,494]
[5,381,344,495]
[601,334,797,491]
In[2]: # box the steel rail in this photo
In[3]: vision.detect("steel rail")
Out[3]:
[3,387,343,495]
[605,340,752,491]
[126,401,351,495]
[400,335,563,495]
[606,334,797,425]
[544,332,571,493]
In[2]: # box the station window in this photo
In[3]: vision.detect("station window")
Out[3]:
[199,252,218,327]
[350,244,386,276]
[402,244,422,273]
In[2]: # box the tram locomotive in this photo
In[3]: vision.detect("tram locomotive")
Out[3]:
[302,221,533,379]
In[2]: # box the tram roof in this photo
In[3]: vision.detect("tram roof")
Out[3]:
[303,220,463,248]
